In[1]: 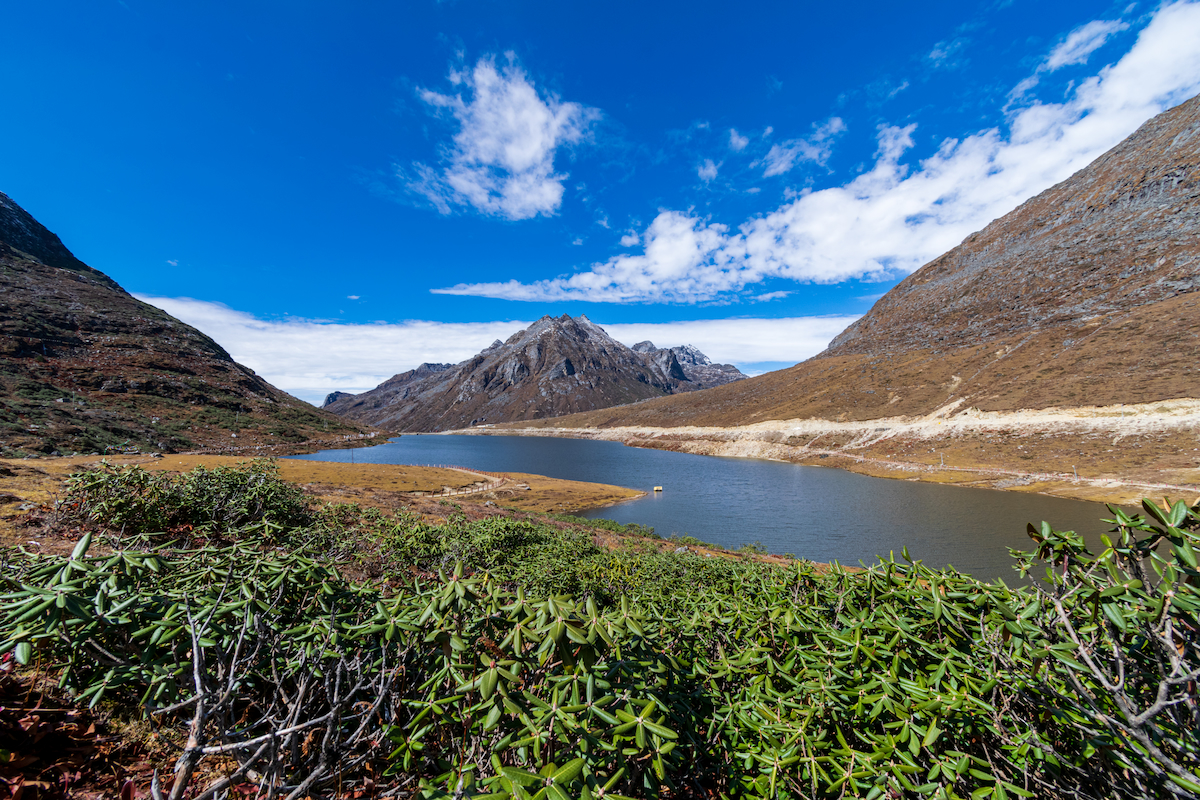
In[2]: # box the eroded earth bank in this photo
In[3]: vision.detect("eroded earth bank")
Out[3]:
[482,398,1200,506]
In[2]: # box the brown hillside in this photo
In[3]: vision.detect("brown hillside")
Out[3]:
[0,191,370,455]
[523,93,1200,431]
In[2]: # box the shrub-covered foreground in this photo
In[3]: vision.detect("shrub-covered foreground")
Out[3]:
[1,462,1197,800]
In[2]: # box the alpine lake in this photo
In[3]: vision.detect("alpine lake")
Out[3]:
[288,434,1129,581]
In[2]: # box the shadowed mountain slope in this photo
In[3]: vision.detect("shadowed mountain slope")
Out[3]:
[523,93,1200,430]
[0,192,367,455]
[327,316,744,431]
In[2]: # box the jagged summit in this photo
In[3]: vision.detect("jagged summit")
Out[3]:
[631,340,742,390]
[325,315,744,431]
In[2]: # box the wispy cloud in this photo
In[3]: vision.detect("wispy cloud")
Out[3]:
[927,36,968,69]
[136,295,856,403]
[728,128,750,151]
[434,2,1200,304]
[698,158,719,181]
[759,117,846,177]
[603,316,859,365]
[1046,18,1130,70]
[1011,17,1131,101]
[401,54,600,220]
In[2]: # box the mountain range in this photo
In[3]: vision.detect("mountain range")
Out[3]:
[0,191,367,456]
[325,315,746,431]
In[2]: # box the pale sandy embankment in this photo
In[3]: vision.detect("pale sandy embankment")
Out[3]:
[469,399,1200,506]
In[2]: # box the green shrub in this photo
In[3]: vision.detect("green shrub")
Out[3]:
[13,462,1198,799]
[62,459,313,533]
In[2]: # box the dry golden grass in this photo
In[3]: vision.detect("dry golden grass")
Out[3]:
[0,454,644,547]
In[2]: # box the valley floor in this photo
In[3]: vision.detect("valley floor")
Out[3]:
[481,398,1200,506]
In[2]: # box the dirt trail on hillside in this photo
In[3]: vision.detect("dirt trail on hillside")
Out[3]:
[480,399,1200,506]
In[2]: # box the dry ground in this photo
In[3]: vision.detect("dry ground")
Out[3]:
[0,454,644,548]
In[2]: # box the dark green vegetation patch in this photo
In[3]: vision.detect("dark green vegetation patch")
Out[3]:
[1,462,1197,799]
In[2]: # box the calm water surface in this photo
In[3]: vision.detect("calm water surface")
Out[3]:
[289,434,1123,581]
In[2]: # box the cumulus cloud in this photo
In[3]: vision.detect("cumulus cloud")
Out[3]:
[402,55,599,220]
[434,1,1200,304]
[434,210,736,303]
[729,128,750,151]
[759,117,846,177]
[698,159,719,181]
[136,295,855,402]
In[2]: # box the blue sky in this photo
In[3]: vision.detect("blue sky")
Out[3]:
[4,0,1200,403]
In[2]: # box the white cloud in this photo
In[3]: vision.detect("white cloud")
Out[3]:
[135,295,855,402]
[927,37,967,68]
[729,128,750,150]
[347,295,360,300]
[137,295,533,405]
[603,316,860,365]
[619,231,639,247]
[434,2,1200,304]
[1011,18,1131,101]
[402,55,599,220]
[698,158,719,181]
[759,117,846,177]
[166,259,178,266]
[572,237,584,245]
[752,290,791,302]
[1046,19,1130,70]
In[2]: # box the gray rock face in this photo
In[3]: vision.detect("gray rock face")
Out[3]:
[326,316,744,431]
[0,191,118,288]
[631,341,747,392]
[321,391,355,408]
[826,93,1200,358]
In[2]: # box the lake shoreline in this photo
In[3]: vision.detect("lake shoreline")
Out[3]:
[465,399,1200,507]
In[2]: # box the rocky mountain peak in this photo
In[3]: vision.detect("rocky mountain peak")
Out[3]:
[630,341,739,389]
[670,344,712,367]
[326,315,744,431]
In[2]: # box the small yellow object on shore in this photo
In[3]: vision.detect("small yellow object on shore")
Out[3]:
[653,486,663,492]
